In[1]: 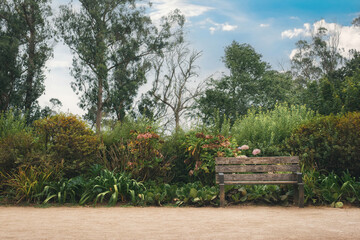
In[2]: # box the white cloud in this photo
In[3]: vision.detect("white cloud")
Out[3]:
[149,0,213,22]
[281,23,311,39]
[222,23,238,31]
[200,18,238,34]
[259,23,270,28]
[282,19,360,59]
[290,16,300,20]
[209,27,216,34]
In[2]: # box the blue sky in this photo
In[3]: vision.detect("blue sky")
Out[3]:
[41,0,360,115]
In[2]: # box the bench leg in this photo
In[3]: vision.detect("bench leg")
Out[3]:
[219,184,225,207]
[298,183,304,208]
[293,184,299,205]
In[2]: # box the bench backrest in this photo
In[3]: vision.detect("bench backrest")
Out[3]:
[215,156,300,185]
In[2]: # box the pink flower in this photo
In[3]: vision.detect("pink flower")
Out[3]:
[238,145,249,150]
[252,149,261,155]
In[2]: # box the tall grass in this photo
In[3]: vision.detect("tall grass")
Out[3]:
[231,104,315,155]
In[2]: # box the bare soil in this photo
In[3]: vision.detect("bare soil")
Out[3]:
[1,205,359,240]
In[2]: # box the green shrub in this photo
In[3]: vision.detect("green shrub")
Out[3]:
[101,128,171,182]
[161,130,189,184]
[182,131,238,185]
[303,170,360,206]
[287,112,360,177]
[102,117,159,146]
[33,114,100,177]
[225,185,292,205]
[231,104,315,156]
[79,168,145,206]
[0,110,28,139]
[142,181,178,206]
[2,164,58,203]
[42,176,86,204]
[175,182,218,206]
[0,111,38,172]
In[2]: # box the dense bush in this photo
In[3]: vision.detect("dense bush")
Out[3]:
[2,163,61,203]
[0,111,39,172]
[79,167,145,206]
[182,131,238,185]
[303,170,360,206]
[231,104,315,156]
[102,117,159,146]
[33,114,100,177]
[161,130,189,183]
[287,112,360,177]
[101,127,171,182]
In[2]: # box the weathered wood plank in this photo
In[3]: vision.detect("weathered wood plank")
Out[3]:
[215,164,300,173]
[219,180,298,185]
[215,156,299,165]
[216,173,296,182]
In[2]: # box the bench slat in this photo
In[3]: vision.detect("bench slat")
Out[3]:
[216,173,296,183]
[215,156,299,165]
[215,164,300,173]
[219,181,298,185]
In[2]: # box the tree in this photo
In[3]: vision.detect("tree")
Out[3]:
[56,0,184,133]
[0,4,22,112]
[197,41,293,124]
[298,51,360,115]
[352,15,360,27]
[146,42,204,131]
[291,26,343,84]
[0,0,53,121]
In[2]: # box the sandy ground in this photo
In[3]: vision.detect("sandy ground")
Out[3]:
[0,206,360,240]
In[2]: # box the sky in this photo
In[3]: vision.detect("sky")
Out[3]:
[39,0,360,116]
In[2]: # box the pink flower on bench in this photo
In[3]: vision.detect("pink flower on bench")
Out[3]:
[252,149,261,155]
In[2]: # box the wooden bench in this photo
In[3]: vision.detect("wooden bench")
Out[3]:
[215,156,304,208]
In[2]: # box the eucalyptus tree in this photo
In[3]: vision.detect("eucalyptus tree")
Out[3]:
[0,0,53,121]
[56,0,184,133]
[291,26,343,84]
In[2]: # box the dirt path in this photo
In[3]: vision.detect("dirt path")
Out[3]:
[1,205,359,240]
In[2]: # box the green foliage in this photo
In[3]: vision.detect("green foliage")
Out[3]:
[0,111,40,171]
[226,185,292,205]
[2,165,55,203]
[42,176,86,204]
[102,117,159,146]
[101,118,171,182]
[175,182,218,206]
[161,130,189,183]
[183,131,238,185]
[56,1,184,132]
[294,47,360,115]
[33,114,100,177]
[125,129,171,182]
[142,181,177,206]
[287,112,360,177]
[303,170,360,206]
[231,104,315,156]
[197,41,294,124]
[0,0,53,120]
[79,168,145,206]
[0,110,28,139]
